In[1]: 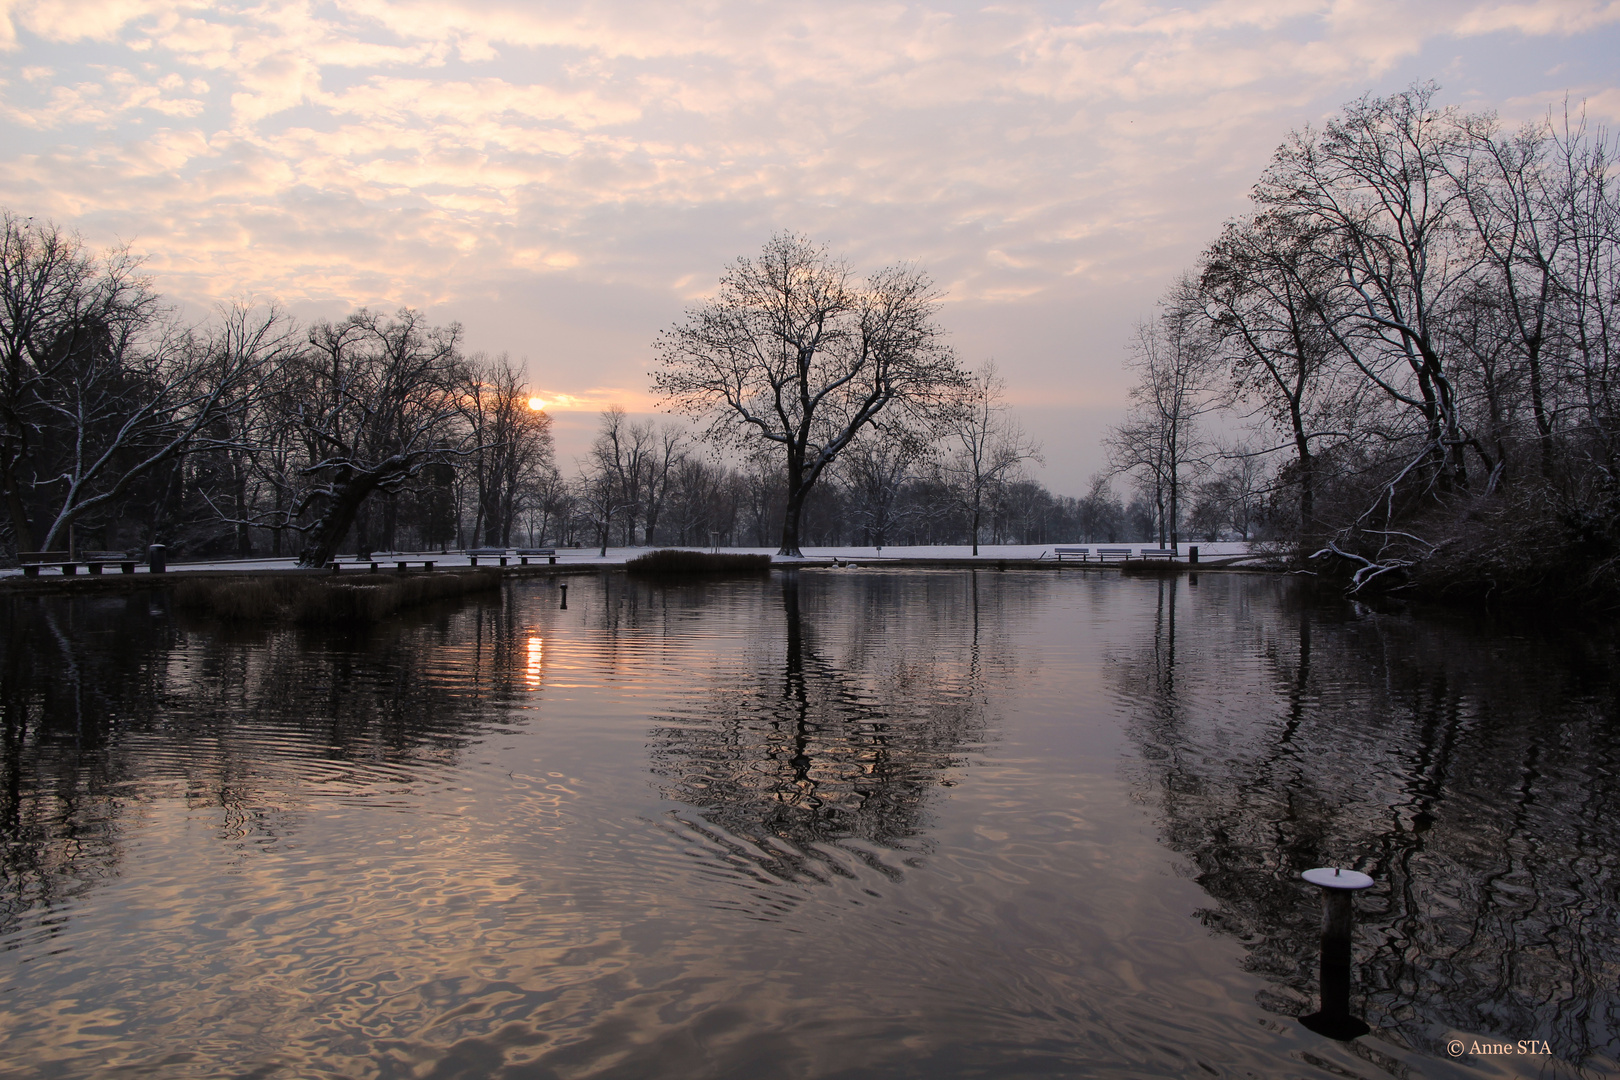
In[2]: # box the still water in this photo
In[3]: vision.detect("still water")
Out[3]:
[0,570,1615,1079]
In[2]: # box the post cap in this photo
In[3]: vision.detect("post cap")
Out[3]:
[1302,867,1374,890]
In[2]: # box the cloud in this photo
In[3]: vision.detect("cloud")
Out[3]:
[0,0,1615,492]
[1455,0,1620,35]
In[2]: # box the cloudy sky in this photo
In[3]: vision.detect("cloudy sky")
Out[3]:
[2,0,1617,490]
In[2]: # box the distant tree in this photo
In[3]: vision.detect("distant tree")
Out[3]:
[460,354,554,547]
[653,233,965,556]
[839,420,930,547]
[1076,475,1124,543]
[1106,286,1218,549]
[938,364,1042,555]
[577,406,647,555]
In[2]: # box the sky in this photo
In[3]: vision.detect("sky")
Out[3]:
[1,0,1618,493]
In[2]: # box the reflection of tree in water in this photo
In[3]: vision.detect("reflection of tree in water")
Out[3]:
[648,571,1013,883]
[1113,576,1620,1067]
[0,587,534,943]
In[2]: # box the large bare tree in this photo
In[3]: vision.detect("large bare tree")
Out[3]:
[653,233,964,556]
[279,309,467,567]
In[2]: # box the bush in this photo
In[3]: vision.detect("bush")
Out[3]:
[171,570,503,624]
[625,549,772,577]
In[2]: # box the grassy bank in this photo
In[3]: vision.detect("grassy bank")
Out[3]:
[625,549,772,577]
[172,570,503,624]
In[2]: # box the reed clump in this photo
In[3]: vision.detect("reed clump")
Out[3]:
[625,549,772,577]
[172,570,502,624]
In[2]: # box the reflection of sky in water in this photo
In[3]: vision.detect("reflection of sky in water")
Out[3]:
[0,572,1614,1079]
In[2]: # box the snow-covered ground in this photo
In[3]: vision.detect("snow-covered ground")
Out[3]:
[1,541,1264,578]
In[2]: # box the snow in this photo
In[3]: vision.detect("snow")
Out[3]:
[1,541,1262,578]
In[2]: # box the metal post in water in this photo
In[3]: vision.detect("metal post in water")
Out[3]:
[1299,866,1373,1040]
[560,583,568,610]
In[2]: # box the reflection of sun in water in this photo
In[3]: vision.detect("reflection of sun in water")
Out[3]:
[526,635,543,689]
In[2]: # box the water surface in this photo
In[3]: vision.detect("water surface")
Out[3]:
[0,570,1615,1078]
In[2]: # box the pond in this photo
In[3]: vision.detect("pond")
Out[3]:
[0,570,1615,1079]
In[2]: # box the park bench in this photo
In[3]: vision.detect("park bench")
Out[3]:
[16,550,140,576]
[1054,546,1090,562]
[17,550,75,576]
[1139,548,1177,560]
[467,548,510,566]
[1096,548,1133,562]
[329,556,382,573]
[83,551,139,574]
[395,558,437,572]
[516,548,557,565]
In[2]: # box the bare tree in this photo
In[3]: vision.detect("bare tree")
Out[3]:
[1199,215,1360,537]
[1107,291,1217,549]
[839,420,930,547]
[460,354,554,547]
[577,406,647,555]
[1256,83,1486,503]
[653,233,964,556]
[276,309,466,567]
[938,364,1042,555]
[0,214,160,551]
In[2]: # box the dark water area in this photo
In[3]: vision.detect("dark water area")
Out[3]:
[0,570,1615,1079]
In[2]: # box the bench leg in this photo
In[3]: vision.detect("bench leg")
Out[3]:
[549,556,556,565]
[121,562,136,574]
[500,556,508,566]
[22,565,38,577]
[61,564,76,575]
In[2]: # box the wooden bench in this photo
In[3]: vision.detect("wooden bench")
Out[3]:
[1139,548,1177,560]
[1096,548,1133,562]
[516,548,557,565]
[328,557,382,573]
[395,559,437,572]
[1054,546,1090,562]
[467,548,510,566]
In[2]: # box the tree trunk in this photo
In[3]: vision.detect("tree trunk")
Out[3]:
[1,446,34,553]
[298,472,382,567]
[778,483,808,557]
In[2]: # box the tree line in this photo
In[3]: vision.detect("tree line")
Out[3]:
[2,222,1139,565]
[1108,84,1620,603]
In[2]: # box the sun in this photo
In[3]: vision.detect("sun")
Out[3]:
[528,397,546,411]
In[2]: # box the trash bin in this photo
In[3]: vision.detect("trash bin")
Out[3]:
[148,544,166,573]
[1189,546,1199,564]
